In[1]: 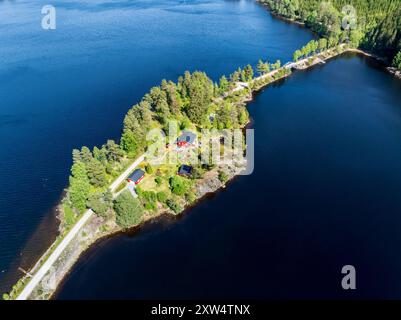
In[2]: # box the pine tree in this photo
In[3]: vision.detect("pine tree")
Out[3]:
[80,146,93,164]
[257,59,268,75]
[218,75,229,94]
[392,51,401,69]
[86,159,107,187]
[69,162,90,212]
[72,149,81,163]
[105,140,123,162]
[244,65,254,81]
[184,72,214,125]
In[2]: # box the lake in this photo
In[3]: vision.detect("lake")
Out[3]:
[55,53,401,299]
[0,0,313,293]
[2,0,401,299]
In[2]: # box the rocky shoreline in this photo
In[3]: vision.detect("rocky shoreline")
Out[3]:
[25,159,246,300]
[388,67,401,79]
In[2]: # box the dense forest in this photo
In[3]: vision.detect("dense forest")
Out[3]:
[260,0,401,67]
[63,69,251,230]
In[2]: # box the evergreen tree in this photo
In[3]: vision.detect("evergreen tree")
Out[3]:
[392,51,401,69]
[86,159,107,187]
[120,130,140,157]
[184,72,214,125]
[318,38,328,52]
[105,140,123,162]
[87,191,112,217]
[257,59,270,75]
[93,146,107,164]
[218,75,229,94]
[244,64,254,81]
[72,149,81,164]
[80,146,93,164]
[69,162,90,212]
[230,70,240,82]
[293,49,302,61]
[163,80,182,115]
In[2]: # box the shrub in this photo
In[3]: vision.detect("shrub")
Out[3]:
[115,180,127,193]
[169,175,188,196]
[87,191,112,217]
[190,165,205,179]
[145,164,154,174]
[140,190,158,210]
[62,203,77,230]
[166,199,182,214]
[180,117,191,130]
[157,191,168,203]
[392,51,401,69]
[218,171,228,183]
[185,190,196,203]
[155,176,163,186]
[135,186,144,197]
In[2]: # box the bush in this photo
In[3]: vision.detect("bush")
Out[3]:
[115,180,127,193]
[145,164,154,174]
[180,117,191,130]
[69,162,90,213]
[157,191,168,203]
[190,165,205,179]
[166,199,182,214]
[218,171,228,183]
[155,176,163,186]
[392,51,401,69]
[169,175,188,196]
[135,186,143,197]
[139,190,158,210]
[185,190,196,203]
[62,203,77,230]
[114,190,144,228]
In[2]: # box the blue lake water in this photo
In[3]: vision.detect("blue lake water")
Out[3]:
[2,0,401,299]
[56,54,401,299]
[0,0,313,293]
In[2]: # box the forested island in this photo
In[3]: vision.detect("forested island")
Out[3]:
[4,0,401,300]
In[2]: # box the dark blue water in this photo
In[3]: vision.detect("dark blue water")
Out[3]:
[0,0,314,293]
[56,54,401,299]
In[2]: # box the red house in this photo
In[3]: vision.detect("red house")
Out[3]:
[177,131,196,148]
[127,169,145,185]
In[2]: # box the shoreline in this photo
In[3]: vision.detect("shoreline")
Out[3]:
[6,4,401,300]
[50,160,247,300]
[9,45,383,300]
[33,46,352,300]
[52,169,245,298]
[50,47,376,300]
[257,0,400,79]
